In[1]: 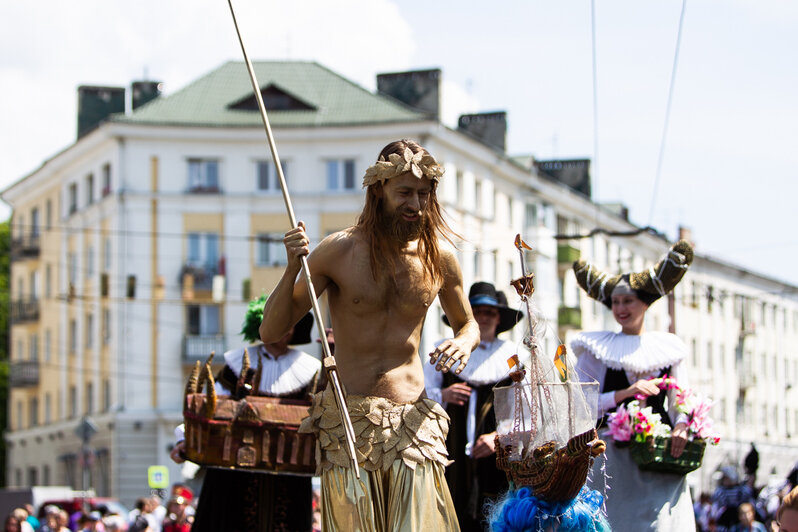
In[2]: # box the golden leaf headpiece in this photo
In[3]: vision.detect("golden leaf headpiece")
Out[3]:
[362,147,444,187]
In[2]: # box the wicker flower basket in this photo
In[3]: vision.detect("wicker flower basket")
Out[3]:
[629,435,705,475]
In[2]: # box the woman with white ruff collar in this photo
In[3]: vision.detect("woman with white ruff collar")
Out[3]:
[424,282,523,532]
[571,240,696,531]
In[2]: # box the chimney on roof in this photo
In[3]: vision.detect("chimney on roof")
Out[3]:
[132,81,163,110]
[600,202,629,221]
[376,69,441,120]
[535,159,592,198]
[457,112,507,152]
[679,226,694,247]
[77,85,125,139]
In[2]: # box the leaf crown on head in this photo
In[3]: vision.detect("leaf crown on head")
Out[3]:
[362,147,444,187]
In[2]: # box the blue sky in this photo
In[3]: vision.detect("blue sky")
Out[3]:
[2,0,796,284]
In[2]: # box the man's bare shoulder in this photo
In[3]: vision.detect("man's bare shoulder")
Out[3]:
[310,226,365,263]
[438,240,461,277]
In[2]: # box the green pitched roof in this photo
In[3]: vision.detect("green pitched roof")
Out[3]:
[113,61,427,128]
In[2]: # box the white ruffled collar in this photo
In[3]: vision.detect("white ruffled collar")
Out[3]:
[223,344,321,396]
[570,330,686,374]
[449,338,517,386]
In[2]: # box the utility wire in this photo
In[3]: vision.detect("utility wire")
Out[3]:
[648,0,688,226]
[590,0,600,229]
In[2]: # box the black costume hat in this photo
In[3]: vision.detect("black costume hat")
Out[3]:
[240,294,314,345]
[443,282,523,334]
[573,239,694,309]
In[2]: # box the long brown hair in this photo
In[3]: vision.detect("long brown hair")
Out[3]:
[356,139,458,286]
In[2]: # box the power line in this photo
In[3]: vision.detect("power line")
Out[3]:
[590,0,601,230]
[648,0,688,226]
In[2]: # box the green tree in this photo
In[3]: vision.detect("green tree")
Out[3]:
[0,218,9,487]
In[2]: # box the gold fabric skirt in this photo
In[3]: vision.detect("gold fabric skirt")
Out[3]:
[300,388,460,531]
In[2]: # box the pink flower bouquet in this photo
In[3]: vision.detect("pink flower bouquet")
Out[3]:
[607,376,720,446]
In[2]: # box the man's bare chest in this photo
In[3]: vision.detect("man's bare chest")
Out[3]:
[328,253,439,315]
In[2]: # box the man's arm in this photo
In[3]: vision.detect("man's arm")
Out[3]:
[260,222,332,343]
[430,250,479,374]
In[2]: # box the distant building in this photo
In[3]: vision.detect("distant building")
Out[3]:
[3,61,797,504]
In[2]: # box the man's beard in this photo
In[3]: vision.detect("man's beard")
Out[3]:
[376,207,424,243]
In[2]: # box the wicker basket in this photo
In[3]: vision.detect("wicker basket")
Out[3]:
[629,436,705,475]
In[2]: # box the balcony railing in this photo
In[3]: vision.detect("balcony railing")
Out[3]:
[558,305,582,329]
[180,264,219,292]
[557,243,580,264]
[183,335,225,363]
[10,360,40,387]
[10,299,40,323]
[10,234,41,260]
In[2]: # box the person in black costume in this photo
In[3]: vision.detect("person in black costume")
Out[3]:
[424,282,522,532]
[172,296,321,532]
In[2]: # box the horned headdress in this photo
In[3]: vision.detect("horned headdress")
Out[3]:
[573,239,694,308]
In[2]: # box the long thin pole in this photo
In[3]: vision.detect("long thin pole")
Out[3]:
[226,0,360,478]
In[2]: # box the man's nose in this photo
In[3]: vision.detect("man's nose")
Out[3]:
[407,193,420,211]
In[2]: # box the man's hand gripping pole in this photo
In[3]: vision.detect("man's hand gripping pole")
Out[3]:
[227,0,360,479]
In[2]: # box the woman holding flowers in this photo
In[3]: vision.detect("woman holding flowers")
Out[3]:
[571,240,700,531]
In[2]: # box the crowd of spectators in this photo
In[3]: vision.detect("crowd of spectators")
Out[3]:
[2,485,196,532]
[694,453,798,532]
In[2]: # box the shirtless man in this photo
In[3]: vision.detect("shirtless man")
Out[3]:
[260,139,479,531]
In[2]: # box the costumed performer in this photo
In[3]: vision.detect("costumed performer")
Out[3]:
[171,295,320,532]
[571,239,696,531]
[424,281,523,531]
[261,139,480,531]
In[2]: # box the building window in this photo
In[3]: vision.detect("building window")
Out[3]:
[43,465,50,486]
[29,398,38,427]
[326,159,356,191]
[16,401,23,431]
[187,158,219,192]
[45,264,52,299]
[86,313,94,348]
[30,270,39,300]
[69,320,77,354]
[86,173,95,205]
[103,237,112,270]
[69,386,77,419]
[525,203,538,228]
[44,329,51,362]
[187,233,219,270]
[706,342,713,369]
[103,380,111,412]
[46,199,52,229]
[29,334,38,361]
[474,179,483,215]
[102,163,112,197]
[102,309,111,344]
[187,305,221,335]
[28,467,38,487]
[257,160,288,192]
[86,382,94,414]
[45,393,52,424]
[455,171,464,204]
[68,183,78,215]
[68,252,77,285]
[256,235,287,266]
[86,245,95,277]
[30,207,40,238]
